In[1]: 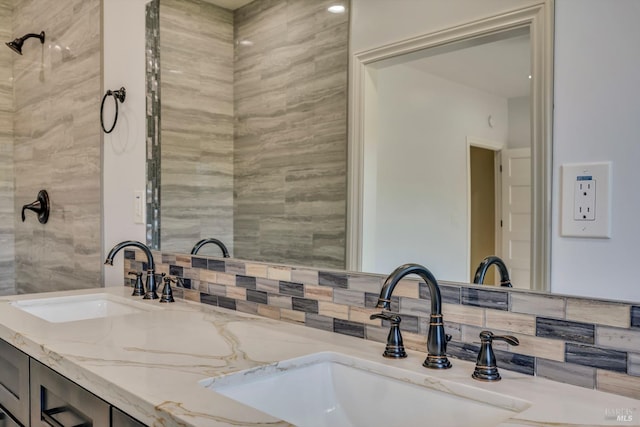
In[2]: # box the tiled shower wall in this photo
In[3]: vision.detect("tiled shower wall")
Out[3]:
[125,250,640,400]
[233,0,349,269]
[159,0,235,255]
[0,0,14,294]
[13,0,102,293]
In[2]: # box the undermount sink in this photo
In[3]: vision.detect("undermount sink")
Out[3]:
[199,351,530,427]
[11,293,159,323]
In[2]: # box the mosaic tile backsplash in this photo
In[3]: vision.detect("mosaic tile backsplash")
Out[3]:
[124,250,640,400]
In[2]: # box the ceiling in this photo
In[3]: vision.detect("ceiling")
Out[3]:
[201,0,255,9]
[410,34,531,99]
[377,29,531,99]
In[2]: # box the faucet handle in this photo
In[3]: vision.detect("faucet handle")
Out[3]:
[472,330,519,382]
[127,271,145,296]
[370,312,407,359]
[160,274,175,303]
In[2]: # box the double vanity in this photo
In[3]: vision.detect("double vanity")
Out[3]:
[0,286,637,426]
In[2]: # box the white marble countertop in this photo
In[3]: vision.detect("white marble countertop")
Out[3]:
[0,287,637,426]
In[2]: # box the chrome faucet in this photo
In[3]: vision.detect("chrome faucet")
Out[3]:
[473,256,512,287]
[105,240,159,299]
[190,238,230,257]
[376,263,452,369]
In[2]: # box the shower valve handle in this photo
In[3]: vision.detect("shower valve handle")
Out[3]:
[21,190,50,224]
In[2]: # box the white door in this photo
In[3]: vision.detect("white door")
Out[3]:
[501,148,531,289]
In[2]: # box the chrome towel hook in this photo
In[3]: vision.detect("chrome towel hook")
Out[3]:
[100,87,126,134]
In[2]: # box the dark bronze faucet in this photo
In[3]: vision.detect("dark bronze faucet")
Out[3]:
[105,240,159,299]
[473,256,512,287]
[376,263,451,369]
[190,238,230,257]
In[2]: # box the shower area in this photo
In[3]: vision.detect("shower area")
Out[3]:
[0,0,103,295]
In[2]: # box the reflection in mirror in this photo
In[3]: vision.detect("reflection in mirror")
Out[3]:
[146,1,552,291]
[356,28,533,289]
[147,0,350,270]
[348,5,552,291]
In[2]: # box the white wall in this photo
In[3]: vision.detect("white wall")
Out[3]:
[362,64,508,280]
[102,0,148,286]
[551,0,640,301]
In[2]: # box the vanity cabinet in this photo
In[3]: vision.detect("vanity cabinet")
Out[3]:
[30,359,110,427]
[0,339,30,426]
[0,339,148,427]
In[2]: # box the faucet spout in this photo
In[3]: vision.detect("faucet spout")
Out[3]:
[190,238,230,257]
[473,256,512,287]
[376,263,451,369]
[105,240,158,299]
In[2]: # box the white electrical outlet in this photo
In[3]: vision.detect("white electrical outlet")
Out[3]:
[561,162,611,238]
[574,178,595,221]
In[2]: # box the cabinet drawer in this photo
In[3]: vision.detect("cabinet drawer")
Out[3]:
[0,406,22,427]
[111,408,146,427]
[30,360,110,427]
[0,339,29,426]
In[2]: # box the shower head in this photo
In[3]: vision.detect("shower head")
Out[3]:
[6,31,45,55]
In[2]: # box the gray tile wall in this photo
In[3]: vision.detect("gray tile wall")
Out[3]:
[124,250,640,400]
[13,0,102,293]
[0,0,15,295]
[233,0,349,269]
[159,0,235,256]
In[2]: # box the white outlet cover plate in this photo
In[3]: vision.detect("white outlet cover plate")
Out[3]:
[561,162,612,238]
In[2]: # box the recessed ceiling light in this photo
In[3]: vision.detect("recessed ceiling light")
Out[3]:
[528,75,532,79]
[238,39,254,47]
[328,4,345,13]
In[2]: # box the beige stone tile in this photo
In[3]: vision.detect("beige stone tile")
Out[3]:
[567,298,630,328]
[597,370,640,400]
[349,307,381,326]
[226,287,246,301]
[391,278,419,299]
[304,285,333,302]
[257,304,280,320]
[291,269,319,286]
[175,255,192,267]
[596,326,640,352]
[511,334,565,362]
[318,301,349,320]
[510,292,565,318]
[485,310,536,335]
[347,274,382,293]
[182,289,200,303]
[215,272,235,286]
[268,266,292,281]
[199,269,217,284]
[280,308,305,323]
[245,263,268,278]
[443,303,484,327]
[268,295,292,310]
[402,331,427,352]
